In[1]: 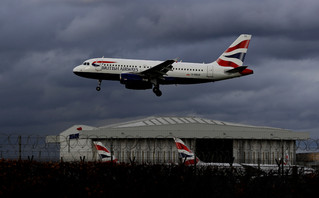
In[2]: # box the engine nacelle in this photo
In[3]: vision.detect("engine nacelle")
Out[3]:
[120,73,152,90]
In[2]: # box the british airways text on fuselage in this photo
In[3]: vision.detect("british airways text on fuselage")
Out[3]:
[99,65,139,72]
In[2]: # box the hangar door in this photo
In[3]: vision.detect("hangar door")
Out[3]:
[196,139,233,163]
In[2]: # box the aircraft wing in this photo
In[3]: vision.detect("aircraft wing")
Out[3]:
[140,59,176,78]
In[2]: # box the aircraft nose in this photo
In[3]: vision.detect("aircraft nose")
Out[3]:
[73,65,83,73]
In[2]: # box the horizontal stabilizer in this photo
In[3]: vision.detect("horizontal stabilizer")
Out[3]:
[226,66,248,73]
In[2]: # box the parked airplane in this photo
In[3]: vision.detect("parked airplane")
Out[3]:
[174,137,200,165]
[173,138,314,174]
[173,137,242,167]
[73,34,253,96]
[93,141,118,163]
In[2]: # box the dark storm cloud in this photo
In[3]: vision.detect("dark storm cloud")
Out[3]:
[1,0,319,137]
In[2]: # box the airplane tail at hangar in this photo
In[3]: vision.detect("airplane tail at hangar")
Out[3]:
[93,141,118,163]
[173,137,200,165]
[215,34,251,68]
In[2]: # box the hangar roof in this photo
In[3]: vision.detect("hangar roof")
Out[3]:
[77,116,309,140]
[100,116,264,128]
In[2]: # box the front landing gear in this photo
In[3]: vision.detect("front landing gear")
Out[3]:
[153,86,162,97]
[96,80,102,91]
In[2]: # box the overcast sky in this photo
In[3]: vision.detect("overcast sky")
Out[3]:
[1,0,319,137]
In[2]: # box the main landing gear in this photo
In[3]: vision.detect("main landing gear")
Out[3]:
[96,79,102,91]
[153,86,162,97]
[151,79,162,97]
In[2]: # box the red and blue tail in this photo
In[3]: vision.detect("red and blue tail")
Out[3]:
[216,34,251,67]
[215,34,253,76]
[93,141,118,163]
[173,137,199,165]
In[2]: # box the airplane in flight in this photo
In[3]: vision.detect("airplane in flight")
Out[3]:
[93,141,118,163]
[73,34,253,96]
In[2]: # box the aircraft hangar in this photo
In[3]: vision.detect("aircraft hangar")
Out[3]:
[46,116,309,165]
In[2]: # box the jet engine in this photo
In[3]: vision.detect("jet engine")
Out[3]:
[120,73,152,90]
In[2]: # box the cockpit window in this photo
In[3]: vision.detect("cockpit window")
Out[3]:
[83,62,90,66]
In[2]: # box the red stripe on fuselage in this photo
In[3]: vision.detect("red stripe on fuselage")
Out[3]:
[184,158,199,165]
[92,61,117,64]
[240,68,254,75]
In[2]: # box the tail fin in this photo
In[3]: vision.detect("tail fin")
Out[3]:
[173,137,199,165]
[93,141,118,163]
[284,151,289,165]
[216,34,252,68]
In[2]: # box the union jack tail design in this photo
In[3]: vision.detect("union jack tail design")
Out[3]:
[284,151,289,165]
[173,137,199,165]
[216,34,251,68]
[93,141,118,163]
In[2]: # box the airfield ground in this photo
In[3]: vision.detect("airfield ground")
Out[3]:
[0,160,318,197]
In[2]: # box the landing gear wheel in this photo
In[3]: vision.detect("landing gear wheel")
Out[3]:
[153,87,162,97]
[96,80,102,91]
[155,90,162,97]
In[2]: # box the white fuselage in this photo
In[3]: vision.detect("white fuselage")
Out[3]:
[73,34,253,96]
[73,58,243,84]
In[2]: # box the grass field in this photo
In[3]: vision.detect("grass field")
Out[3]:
[0,160,318,197]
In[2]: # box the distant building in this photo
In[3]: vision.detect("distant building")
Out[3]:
[46,116,309,164]
[296,152,319,168]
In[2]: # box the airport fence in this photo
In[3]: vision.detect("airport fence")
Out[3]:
[0,134,60,161]
[1,133,319,165]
